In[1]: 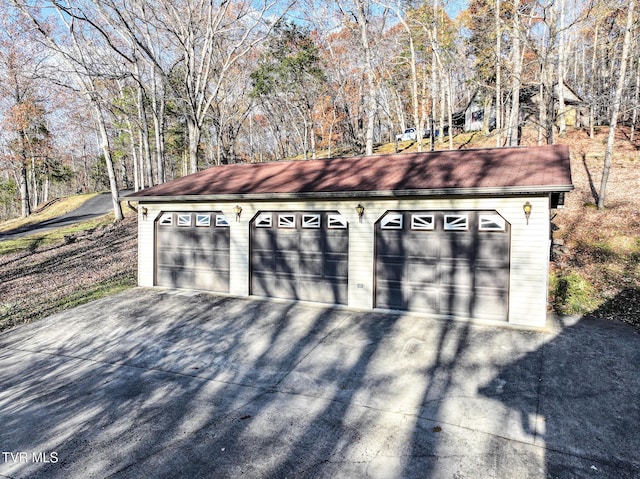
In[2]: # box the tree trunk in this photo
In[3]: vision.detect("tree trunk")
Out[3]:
[598,0,635,209]
[136,81,153,187]
[353,0,376,156]
[94,102,124,221]
[507,0,522,147]
[631,60,640,142]
[589,25,599,139]
[557,0,567,137]
[495,0,502,146]
[19,158,30,218]
[151,75,166,184]
[126,118,140,191]
[187,117,201,174]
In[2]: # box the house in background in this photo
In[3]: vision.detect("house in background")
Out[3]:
[462,84,586,133]
[124,145,573,329]
[462,90,496,133]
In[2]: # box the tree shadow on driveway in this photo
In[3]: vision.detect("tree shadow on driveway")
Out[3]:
[2,289,638,478]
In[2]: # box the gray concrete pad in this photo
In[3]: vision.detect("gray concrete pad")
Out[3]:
[0,288,639,478]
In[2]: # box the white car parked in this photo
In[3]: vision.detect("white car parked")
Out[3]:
[396,128,417,142]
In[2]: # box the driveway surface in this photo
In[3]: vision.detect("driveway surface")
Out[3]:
[0,191,129,241]
[0,289,639,478]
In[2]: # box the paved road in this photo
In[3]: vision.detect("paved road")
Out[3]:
[1,289,639,478]
[0,192,126,241]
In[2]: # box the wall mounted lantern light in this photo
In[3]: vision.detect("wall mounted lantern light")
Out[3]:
[234,205,243,222]
[523,201,532,225]
[355,203,365,223]
[141,206,148,220]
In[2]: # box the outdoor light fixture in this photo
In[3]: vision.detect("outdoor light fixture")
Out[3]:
[355,203,365,223]
[523,201,532,225]
[141,206,148,220]
[234,205,243,222]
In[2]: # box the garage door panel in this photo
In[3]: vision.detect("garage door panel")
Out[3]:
[325,256,349,279]
[299,254,324,276]
[406,261,438,284]
[376,210,510,321]
[469,291,509,320]
[325,234,349,253]
[275,232,299,251]
[477,236,509,259]
[376,258,404,283]
[211,252,230,271]
[297,279,347,304]
[439,262,474,288]
[155,212,230,293]
[192,269,227,291]
[275,251,299,274]
[405,237,438,257]
[251,212,349,305]
[252,276,297,300]
[251,250,274,273]
[439,235,475,259]
[405,288,438,312]
[377,232,406,256]
[376,285,404,310]
[476,264,509,289]
[438,288,472,316]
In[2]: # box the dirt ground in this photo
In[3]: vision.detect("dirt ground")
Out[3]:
[0,215,138,332]
[551,128,640,328]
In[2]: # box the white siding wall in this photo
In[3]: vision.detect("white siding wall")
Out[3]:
[136,195,551,327]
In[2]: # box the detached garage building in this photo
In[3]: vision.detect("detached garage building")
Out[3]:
[124,145,572,328]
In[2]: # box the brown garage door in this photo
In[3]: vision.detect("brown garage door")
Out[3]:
[375,210,510,321]
[250,211,349,304]
[155,212,230,292]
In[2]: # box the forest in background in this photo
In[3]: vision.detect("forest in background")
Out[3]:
[0,0,638,221]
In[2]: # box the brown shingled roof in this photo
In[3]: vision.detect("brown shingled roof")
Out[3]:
[125,145,572,200]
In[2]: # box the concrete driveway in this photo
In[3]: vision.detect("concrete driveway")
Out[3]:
[1,289,639,479]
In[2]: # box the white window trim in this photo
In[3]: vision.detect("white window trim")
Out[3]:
[327,214,347,229]
[302,214,321,229]
[159,213,173,226]
[216,214,230,227]
[411,214,435,230]
[177,214,192,227]
[479,214,506,231]
[278,214,296,229]
[444,214,468,231]
[256,213,272,228]
[196,214,211,227]
[381,213,403,230]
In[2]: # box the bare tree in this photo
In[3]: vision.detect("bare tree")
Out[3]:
[506,0,522,147]
[598,0,635,209]
[11,1,127,220]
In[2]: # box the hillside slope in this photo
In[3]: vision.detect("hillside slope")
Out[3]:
[550,128,640,328]
[0,215,137,332]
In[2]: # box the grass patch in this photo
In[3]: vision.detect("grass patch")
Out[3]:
[0,271,137,332]
[0,214,115,255]
[549,271,600,315]
[50,271,137,311]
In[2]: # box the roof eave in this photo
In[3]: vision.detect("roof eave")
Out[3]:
[120,184,574,203]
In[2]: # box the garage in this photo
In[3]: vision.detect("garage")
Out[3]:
[250,211,349,304]
[128,144,573,328]
[375,210,510,321]
[155,211,230,292]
